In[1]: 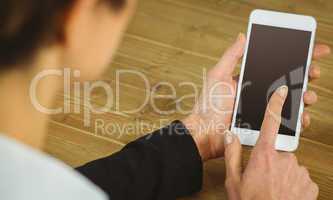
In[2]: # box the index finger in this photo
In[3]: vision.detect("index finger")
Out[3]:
[256,85,288,149]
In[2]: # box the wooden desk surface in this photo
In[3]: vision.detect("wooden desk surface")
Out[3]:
[45,0,333,199]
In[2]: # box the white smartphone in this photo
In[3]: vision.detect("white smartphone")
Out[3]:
[231,9,317,152]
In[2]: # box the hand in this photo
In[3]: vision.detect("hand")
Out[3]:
[183,33,330,161]
[302,43,330,128]
[183,33,246,161]
[224,86,319,200]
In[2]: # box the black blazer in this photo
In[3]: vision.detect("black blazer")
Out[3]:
[76,121,203,200]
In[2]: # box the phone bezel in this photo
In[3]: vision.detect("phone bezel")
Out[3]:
[230,9,317,152]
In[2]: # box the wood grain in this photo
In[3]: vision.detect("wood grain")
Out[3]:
[45,0,333,199]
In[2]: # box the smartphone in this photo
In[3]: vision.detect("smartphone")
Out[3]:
[231,9,317,151]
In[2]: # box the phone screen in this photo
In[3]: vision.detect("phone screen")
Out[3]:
[235,24,312,136]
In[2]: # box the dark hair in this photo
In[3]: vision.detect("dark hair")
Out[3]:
[0,0,126,69]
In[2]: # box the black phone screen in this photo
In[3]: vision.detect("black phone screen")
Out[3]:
[235,24,312,136]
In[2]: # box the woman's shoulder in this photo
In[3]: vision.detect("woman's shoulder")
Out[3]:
[0,135,108,200]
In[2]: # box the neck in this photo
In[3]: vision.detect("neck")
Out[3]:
[0,48,63,149]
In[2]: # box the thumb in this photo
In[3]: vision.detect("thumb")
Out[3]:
[224,130,242,200]
[209,33,246,79]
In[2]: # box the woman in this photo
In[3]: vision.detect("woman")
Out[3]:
[0,0,330,199]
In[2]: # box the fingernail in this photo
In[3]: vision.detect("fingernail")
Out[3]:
[277,85,288,98]
[224,130,234,145]
[237,33,244,42]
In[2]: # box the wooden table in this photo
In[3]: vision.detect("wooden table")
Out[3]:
[45,0,333,199]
